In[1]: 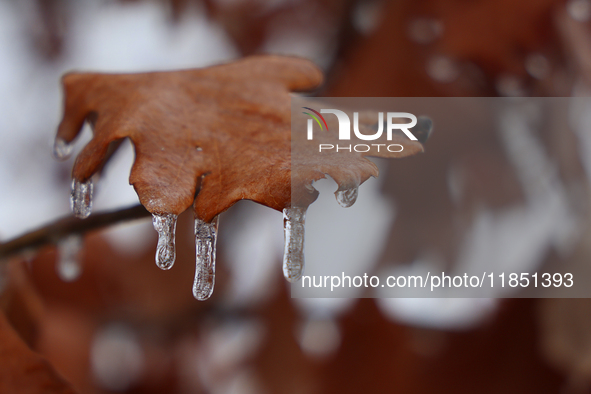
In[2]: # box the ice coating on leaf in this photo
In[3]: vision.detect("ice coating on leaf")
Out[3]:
[152,213,177,270]
[283,207,306,282]
[53,137,73,161]
[56,56,326,222]
[55,56,424,224]
[70,179,93,219]
[57,234,83,282]
[193,216,219,301]
[335,187,359,208]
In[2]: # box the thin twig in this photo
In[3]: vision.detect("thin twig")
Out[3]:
[0,204,151,260]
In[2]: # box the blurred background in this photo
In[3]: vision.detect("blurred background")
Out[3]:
[2,0,591,392]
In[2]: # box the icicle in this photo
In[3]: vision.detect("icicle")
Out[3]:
[70,179,93,219]
[193,216,219,301]
[53,138,73,161]
[152,213,177,270]
[335,187,358,208]
[57,234,83,282]
[282,207,306,282]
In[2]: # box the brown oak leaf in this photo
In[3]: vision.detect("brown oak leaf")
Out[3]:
[56,55,423,221]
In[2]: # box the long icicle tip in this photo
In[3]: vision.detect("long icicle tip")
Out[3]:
[193,216,219,301]
[152,213,178,270]
[70,179,93,219]
[282,207,306,282]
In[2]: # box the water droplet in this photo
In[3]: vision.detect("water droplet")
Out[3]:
[335,187,358,208]
[282,207,306,282]
[568,0,591,21]
[408,18,443,44]
[426,56,459,83]
[193,216,219,301]
[525,54,550,80]
[152,213,177,270]
[71,179,93,219]
[53,138,73,161]
[57,235,83,282]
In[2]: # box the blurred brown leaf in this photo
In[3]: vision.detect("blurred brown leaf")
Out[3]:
[0,311,77,394]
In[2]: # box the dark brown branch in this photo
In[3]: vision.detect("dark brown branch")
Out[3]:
[0,204,151,260]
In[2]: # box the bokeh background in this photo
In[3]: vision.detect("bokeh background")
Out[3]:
[2,0,591,393]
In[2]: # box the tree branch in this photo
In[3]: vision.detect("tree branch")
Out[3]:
[0,204,151,260]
